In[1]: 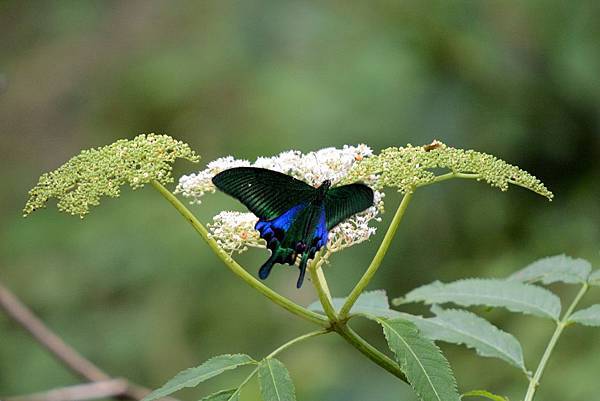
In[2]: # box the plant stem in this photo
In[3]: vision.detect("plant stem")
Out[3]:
[307,248,408,383]
[336,325,407,382]
[309,260,338,323]
[267,329,329,358]
[523,283,589,401]
[416,171,550,199]
[339,191,414,319]
[416,172,480,187]
[230,330,329,399]
[150,180,328,327]
[152,181,408,384]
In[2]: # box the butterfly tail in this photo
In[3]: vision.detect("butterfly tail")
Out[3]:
[259,251,278,280]
[296,252,311,288]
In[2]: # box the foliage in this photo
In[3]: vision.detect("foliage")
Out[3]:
[22,136,600,401]
[376,318,460,401]
[397,279,562,320]
[258,358,297,401]
[508,254,592,285]
[142,354,255,401]
[568,305,600,327]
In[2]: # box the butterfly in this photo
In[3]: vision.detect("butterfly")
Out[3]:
[212,167,374,288]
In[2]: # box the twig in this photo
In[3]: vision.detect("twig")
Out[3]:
[0,281,109,382]
[4,379,129,401]
[0,280,177,401]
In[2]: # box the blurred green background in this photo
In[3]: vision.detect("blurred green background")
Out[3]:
[1,1,599,400]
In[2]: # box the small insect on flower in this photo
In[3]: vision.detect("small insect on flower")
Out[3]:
[212,167,374,288]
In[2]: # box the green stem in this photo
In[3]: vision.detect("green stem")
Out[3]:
[523,283,589,401]
[308,250,407,383]
[336,325,407,382]
[153,181,408,383]
[309,258,338,323]
[267,329,329,358]
[416,172,480,187]
[416,171,550,199]
[339,191,414,319]
[150,180,328,327]
[232,330,328,399]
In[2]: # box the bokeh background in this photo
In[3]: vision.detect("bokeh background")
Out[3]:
[1,1,599,400]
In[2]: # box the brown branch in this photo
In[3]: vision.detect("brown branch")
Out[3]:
[0,280,178,401]
[4,379,129,401]
[0,281,110,382]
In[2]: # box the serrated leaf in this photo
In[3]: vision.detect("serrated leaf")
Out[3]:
[508,255,591,285]
[396,279,561,320]
[397,306,525,371]
[569,305,600,327]
[461,389,509,401]
[258,358,296,401]
[200,389,240,401]
[308,290,399,318]
[143,354,255,401]
[376,318,460,401]
[590,270,600,286]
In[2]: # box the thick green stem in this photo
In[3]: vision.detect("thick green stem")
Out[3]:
[339,191,414,319]
[150,181,328,327]
[153,181,410,383]
[309,258,338,323]
[523,283,589,401]
[336,325,407,382]
[308,251,408,383]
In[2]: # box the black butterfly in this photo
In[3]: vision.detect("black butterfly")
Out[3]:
[212,167,374,288]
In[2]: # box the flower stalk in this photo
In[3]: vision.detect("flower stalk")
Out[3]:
[339,191,414,319]
[150,180,329,327]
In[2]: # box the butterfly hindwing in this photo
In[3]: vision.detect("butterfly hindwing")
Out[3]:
[324,183,374,230]
[213,166,375,288]
[212,167,316,220]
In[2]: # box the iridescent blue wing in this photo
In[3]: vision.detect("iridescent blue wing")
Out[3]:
[324,184,374,230]
[212,167,316,220]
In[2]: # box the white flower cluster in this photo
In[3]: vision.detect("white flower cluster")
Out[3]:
[177,145,384,258]
[207,211,262,254]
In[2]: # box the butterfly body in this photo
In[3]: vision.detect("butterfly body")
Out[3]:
[212,167,373,287]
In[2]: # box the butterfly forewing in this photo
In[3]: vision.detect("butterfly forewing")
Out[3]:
[324,184,374,230]
[212,167,316,220]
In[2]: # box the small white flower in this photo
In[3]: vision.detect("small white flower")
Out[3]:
[177,145,383,258]
[208,211,262,254]
[177,157,250,204]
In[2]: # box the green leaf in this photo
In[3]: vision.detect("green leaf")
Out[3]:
[508,255,591,285]
[376,318,460,401]
[258,358,296,401]
[589,270,600,286]
[308,290,399,318]
[461,389,509,401]
[396,279,561,320]
[143,354,255,401]
[199,389,240,401]
[397,306,525,371]
[569,305,600,327]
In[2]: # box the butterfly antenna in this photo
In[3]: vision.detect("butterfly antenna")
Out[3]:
[311,151,327,185]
